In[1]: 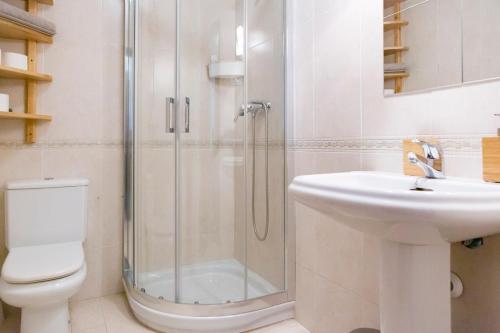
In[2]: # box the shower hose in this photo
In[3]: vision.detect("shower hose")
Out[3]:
[251,103,270,241]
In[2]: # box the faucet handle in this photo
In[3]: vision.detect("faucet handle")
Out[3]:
[411,139,441,160]
[426,144,441,160]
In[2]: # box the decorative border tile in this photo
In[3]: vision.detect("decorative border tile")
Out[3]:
[0,136,484,155]
[289,136,483,155]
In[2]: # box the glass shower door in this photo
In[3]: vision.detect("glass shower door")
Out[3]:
[128,0,287,306]
[177,0,247,305]
[134,0,177,302]
[244,0,286,298]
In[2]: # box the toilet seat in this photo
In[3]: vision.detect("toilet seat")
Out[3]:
[1,242,84,284]
[0,264,87,308]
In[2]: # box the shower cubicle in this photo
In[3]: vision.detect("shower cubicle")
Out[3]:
[123,0,294,331]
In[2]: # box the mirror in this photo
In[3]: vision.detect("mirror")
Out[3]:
[384,0,500,96]
[462,1,500,83]
[384,0,462,95]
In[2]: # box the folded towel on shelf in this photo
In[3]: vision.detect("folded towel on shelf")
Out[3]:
[0,1,56,36]
[384,63,408,73]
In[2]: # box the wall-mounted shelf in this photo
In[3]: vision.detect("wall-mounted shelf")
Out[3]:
[384,72,409,80]
[0,0,55,143]
[22,0,53,5]
[384,20,408,31]
[0,112,51,121]
[208,61,244,79]
[384,0,409,8]
[0,64,52,81]
[384,46,409,56]
[0,17,53,43]
[384,0,409,94]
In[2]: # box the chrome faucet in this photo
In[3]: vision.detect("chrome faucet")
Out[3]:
[407,139,445,179]
[234,101,272,122]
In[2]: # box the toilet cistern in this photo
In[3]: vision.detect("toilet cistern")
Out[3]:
[0,178,89,333]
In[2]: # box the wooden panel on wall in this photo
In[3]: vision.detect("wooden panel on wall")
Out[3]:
[403,139,443,177]
[482,137,500,183]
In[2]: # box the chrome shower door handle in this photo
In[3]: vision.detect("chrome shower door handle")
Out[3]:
[185,97,190,133]
[167,97,175,133]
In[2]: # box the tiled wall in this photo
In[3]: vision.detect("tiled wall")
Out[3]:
[291,0,500,331]
[0,0,124,301]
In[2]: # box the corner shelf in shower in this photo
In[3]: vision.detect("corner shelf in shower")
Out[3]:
[208,61,244,79]
[0,0,55,143]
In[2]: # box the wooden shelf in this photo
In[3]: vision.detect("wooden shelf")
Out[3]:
[0,18,53,43]
[0,64,52,82]
[384,72,409,80]
[384,46,409,55]
[0,112,51,121]
[384,0,409,8]
[384,20,409,31]
[22,0,53,5]
[3,0,55,143]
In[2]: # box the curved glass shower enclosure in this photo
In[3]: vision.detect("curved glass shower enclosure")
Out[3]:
[123,0,292,331]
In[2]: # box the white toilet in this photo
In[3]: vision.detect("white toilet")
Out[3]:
[0,178,89,333]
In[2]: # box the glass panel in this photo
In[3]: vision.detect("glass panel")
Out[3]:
[123,0,136,286]
[135,0,177,302]
[178,0,247,305]
[245,0,286,298]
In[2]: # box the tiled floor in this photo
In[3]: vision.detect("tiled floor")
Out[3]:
[0,293,309,333]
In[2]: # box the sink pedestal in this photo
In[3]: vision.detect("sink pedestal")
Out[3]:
[380,240,451,333]
[290,171,500,333]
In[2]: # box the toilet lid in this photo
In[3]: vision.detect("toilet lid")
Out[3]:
[1,242,84,284]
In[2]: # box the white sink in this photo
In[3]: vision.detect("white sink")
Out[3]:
[289,171,500,333]
[290,171,500,245]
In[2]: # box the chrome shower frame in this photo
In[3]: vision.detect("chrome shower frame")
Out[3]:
[122,0,295,323]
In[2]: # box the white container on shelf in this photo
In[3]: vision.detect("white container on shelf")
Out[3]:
[0,93,9,112]
[3,52,28,71]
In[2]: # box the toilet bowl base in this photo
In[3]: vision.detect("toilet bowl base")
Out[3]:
[21,301,69,333]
